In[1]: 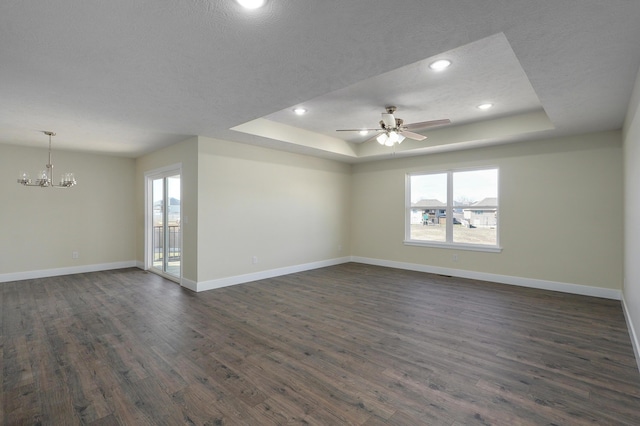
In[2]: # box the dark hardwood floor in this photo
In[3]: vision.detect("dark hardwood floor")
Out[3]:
[2,263,640,425]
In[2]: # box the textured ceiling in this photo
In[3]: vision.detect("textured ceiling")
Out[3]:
[1,1,639,162]
[263,34,543,140]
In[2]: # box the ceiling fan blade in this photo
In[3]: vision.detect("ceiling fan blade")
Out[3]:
[404,118,451,130]
[336,128,382,132]
[381,113,396,128]
[347,132,383,144]
[401,130,427,141]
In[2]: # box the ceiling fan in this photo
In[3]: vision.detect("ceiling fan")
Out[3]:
[336,106,451,146]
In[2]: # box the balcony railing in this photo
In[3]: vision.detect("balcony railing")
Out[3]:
[153,225,181,261]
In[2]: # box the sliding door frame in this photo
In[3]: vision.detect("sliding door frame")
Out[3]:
[144,163,182,283]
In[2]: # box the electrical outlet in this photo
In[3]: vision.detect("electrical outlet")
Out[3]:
[452,254,458,262]
[338,244,342,252]
[72,251,79,259]
[252,256,258,264]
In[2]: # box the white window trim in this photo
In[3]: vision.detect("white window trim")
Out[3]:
[405,167,502,252]
[403,240,503,252]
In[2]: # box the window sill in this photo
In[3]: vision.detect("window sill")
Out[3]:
[403,240,503,253]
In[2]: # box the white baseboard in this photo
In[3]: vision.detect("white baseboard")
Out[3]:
[1,256,621,301]
[181,277,198,292]
[0,261,139,283]
[195,257,351,292]
[350,256,622,300]
[193,255,621,300]
[3,257,621,301]
[621,294,640,373]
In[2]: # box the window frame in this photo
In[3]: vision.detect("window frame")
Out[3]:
[404,167,502,253]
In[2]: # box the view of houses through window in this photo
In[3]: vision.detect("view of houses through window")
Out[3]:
[407,168,498,247]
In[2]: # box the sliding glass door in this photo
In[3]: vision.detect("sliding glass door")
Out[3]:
[147,166,181,280]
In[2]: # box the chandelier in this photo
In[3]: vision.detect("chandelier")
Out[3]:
[17,131,77,188]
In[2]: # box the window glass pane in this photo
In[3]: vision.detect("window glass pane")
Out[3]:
[151,175,181,278]
[409,173,447,242]
[453,169,498,245]
[166,175,181,278]
[152,178,164,270]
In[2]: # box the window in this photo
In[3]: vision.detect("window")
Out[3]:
[406,168,499,251]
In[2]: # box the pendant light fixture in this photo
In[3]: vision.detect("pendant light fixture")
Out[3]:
[17,131,77,188]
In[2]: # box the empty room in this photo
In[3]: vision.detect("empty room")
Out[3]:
[2,1,640,424]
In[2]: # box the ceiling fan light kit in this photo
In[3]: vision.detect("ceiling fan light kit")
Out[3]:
[377,131,405,146]
[236,0,265,9]
[336,105,451,147]
[17,131,77,188]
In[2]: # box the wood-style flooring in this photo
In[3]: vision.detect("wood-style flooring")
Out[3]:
[2,263,640,425]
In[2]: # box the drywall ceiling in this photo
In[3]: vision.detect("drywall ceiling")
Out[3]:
[1,1,639,162]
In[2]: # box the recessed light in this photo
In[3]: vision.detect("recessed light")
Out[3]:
[477,103,493,110]
[429,59,452,71]
[293,107,307,115]
[359,130,369,136]
[236,0,265,9]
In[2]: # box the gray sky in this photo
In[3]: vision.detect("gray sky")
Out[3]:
[411,169,498,204]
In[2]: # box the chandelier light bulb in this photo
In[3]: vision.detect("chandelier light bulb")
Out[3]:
[18,171,30,184]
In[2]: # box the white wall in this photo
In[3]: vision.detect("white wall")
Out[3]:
[623,66,640,364]
[0,143,136,281]
[351,131,623,293]
[196,137,352,289]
